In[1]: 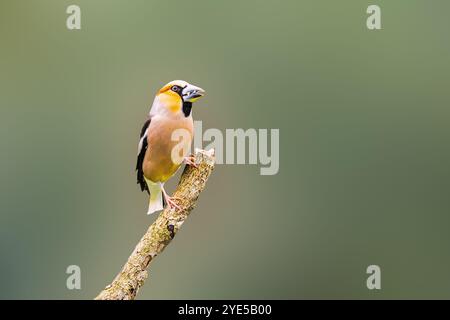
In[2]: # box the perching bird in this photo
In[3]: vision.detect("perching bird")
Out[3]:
[136,80,205,214]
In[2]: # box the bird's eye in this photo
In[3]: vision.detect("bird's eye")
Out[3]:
[171,85,180,92]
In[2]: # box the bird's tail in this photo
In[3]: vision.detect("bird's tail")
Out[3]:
[146,179,164,215]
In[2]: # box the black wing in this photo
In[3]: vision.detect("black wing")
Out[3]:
[136,118,151,194]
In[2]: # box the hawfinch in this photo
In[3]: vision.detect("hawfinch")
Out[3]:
[136,80,205,214]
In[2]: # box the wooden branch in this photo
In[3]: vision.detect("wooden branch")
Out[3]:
[95,149,215,300]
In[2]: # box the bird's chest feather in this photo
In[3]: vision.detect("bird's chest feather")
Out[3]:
[143,116,193,182]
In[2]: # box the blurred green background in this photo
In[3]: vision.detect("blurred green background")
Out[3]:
[1,0,449,299]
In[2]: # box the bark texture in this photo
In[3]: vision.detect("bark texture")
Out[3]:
[95,149,215,300]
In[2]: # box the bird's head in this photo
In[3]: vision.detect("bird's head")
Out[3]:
[151,80,205,117]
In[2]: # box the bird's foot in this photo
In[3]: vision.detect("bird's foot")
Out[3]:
[165,197,182,211]
[183,155,198,167]
[162,189,183,211]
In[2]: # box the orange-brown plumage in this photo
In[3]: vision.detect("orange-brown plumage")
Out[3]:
[136,80,205,214]
[143,115,193,182]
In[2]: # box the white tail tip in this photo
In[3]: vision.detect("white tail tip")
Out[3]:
[147,191,164,215]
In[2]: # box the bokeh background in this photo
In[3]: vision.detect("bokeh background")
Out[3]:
[0,0,449,299]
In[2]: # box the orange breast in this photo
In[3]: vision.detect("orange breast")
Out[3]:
[143,116,193,183]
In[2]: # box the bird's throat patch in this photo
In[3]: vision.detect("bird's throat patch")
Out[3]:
[182,102,192,117]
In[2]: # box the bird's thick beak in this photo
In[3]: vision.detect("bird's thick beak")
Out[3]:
[182,84,205,103]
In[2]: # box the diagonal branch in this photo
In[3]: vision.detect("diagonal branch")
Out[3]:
[95,149,215,300]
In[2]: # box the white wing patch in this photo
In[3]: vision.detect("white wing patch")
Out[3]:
[137,128,148,155]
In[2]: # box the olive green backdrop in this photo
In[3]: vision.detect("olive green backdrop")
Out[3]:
[0,0,449,299]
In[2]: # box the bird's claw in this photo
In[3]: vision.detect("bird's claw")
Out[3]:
[183,155,198,167]
[162,188,183,211]
[165,196,182,211]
